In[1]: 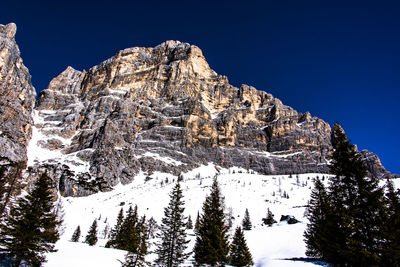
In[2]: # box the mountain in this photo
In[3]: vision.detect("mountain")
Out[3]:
[0,23,391,198]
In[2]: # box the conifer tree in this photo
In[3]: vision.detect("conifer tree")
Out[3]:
[155,182,189,267]
[85,220,98,246]
[187,215,193,230]
[194,211,200,234]
[304,177,331,259]
[229,227,253,267]
[327,123,386,266]
[123,215,149,267]
[194,177,229,265]
[242,208,252,230]
[305,123,387,266]
[71,225,81,242]
[119,206,140,250]
[262,208,276,226]
[0,172,61,266]
[106,207,124,248]
[382,179,400,266]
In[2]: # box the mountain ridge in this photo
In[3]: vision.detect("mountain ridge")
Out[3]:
[0,24,391,198]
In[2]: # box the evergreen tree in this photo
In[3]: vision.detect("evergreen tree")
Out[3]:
[304,177,331,259]
[119,206,140,251]
[229,227,253,267]
[85,220,98,246]
[71,225,81,242]
[382,179,400,266]
[194,177,230,266]
[106,207,124,248]
[262,208,276,226]
[155,182,189,267]
[327,123,386,266]
[305,123,387,266]
[123,215,149,267]
[0,172,61,266]
[242,209,252,230]
[194,211,200,234]
[187,215,193,230]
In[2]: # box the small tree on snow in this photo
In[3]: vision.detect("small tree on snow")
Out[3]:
[229,227,253,266]
[155,182,189,267]
[242,208,252,230]
[262,208,276,226]
[71,225,81,242]
[85,220,98,246]
[187,215,193,230]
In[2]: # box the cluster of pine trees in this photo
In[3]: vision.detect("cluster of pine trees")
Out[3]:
[304,123,400,266]
[0,172,62,266]
[105,206,149,266]
[194,177,253,266]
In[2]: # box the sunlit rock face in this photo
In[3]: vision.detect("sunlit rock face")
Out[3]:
[0,23,36,186]
[21,39,389,196]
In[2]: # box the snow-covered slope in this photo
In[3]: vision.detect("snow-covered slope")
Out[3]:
[44,165,338,267]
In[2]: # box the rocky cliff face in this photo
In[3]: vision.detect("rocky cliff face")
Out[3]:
[0,23,36,213]
[19,40,389,197]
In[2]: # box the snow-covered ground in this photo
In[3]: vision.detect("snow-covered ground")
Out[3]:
[43,164,400,267]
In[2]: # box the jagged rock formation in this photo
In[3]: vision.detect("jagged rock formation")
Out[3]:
[0,23,36,214]
[21,40,390,197]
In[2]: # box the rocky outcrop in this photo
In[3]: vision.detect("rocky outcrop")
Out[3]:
[22,40,390,196]
[0,23,36,213]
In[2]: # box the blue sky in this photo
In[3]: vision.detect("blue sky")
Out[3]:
[2,0,399,173]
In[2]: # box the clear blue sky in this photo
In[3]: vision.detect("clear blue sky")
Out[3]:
[2,0,399,174]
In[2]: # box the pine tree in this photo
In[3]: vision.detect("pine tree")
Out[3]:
[187,215,193,230]
[119,206,140,250]
[242,208,252,230]
[194,211,200,234]
[123,215,149,267]
[381,179,400,266]
[262,208,276,226]
[155,182,189,267]
[85,220,98,246]
[0,172,61,266]
[106,207,124,248]
[194,176,230,266]
[304,177,331,259]
[71,225,81,242]
[229,227,253,267]
[305,123,387,266]
[327,123,386,266]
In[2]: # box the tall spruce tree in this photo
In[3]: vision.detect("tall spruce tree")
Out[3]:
[382,179,400,266]
[305,123,387,266]
[194,176,229,266]
[119,206,140,251]
[0,172,61,266]
[85,220,98,246]
[106,207,124,248]
[229,227,253,267]
[123,215,149,267]
[155,182,189,267]
[304,177,331,259]
[242,209,252,230]
[71,225,81,242]
[328,123,385,266]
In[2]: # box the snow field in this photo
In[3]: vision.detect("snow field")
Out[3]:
[44,164,341,266]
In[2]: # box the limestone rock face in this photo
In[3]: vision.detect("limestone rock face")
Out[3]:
[23,40,390,196]
[0,23,36,214]
[0,22,36,175]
